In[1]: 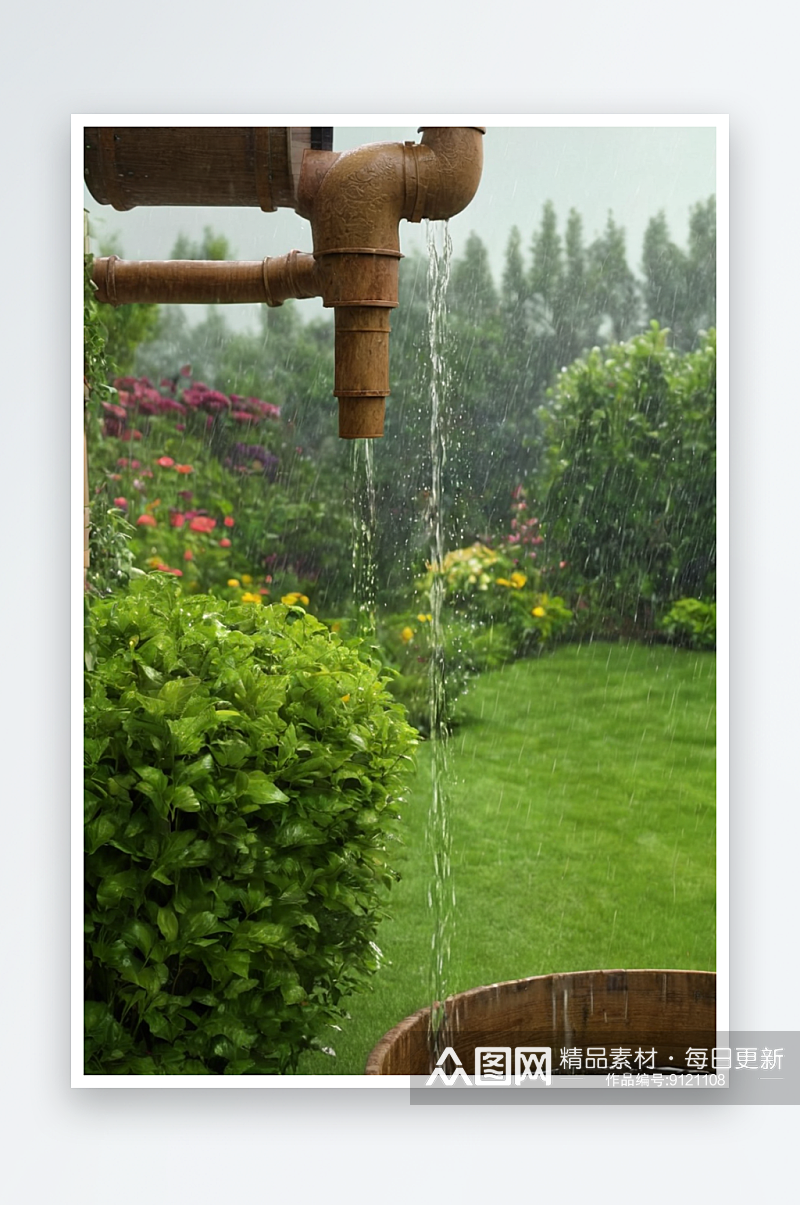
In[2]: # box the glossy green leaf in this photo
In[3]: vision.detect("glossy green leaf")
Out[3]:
[156,906,179,942]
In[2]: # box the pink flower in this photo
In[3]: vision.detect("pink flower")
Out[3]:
[170,513,185,528]
[113,497,127,510]
[137,514,157,527]
[223,516,234,528]
[180,365,192,377]
[116,458,129,468]
[184,549,193,561]
[218,538,231,548]
[189,516,216,533]
[156,456,174,468]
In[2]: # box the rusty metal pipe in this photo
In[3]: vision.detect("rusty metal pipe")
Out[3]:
[92,252,321,308]
[297,127,485,436]
[85,126,485,438]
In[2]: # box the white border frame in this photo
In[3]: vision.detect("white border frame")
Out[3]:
[73,114,728,1087]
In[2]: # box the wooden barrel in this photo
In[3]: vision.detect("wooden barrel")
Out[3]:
[365,969,716,1074]
[83,126,333,211]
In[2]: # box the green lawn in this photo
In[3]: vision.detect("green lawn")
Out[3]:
[298,640,716,1074]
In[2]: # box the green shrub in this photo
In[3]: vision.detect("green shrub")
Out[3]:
[416,542,573,659]
[84,575,417,1074]
[541,324,716,625]
[658,597,716,650]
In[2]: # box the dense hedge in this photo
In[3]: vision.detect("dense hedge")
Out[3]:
[84,576,417,1073]
[541,324,716,629]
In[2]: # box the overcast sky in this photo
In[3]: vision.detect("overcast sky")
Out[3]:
[83,120,717,332]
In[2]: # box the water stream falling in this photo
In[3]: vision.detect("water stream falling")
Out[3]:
[350,439,377,638]
[347,221,456,1064]
[424,220,455,1059]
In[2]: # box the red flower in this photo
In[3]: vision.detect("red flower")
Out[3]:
[175,464,194,475]
[156,456,174,468]
[155,563,182,576]
[116,458,129,468]
[183,549,193,561]
[113,497,127,510]
[218,538,231,548]
[137,514,157,527]
[223,516,234,528]
[189,516,216,533]
[170,513,185,528]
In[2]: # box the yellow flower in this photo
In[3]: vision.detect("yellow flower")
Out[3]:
[532,605,546,618]
[227,578,240,588]
[281,592,309,606]
[241,574,253,585]
[400,626,415,643]
[496,577,511,587]
[417,613,432,623]
[340,693,350,703]
[241,592,262,605]
[510,572,527,589]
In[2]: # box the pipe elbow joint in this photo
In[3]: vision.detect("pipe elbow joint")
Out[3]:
[293,127,485,437]
[409,127,485,223]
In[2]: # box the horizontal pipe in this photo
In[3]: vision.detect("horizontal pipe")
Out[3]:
[92,254,320,307]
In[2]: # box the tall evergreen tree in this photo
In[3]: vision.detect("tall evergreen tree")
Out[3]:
[500,226,528,342]
[686,196,716,336]
[529,201,563,309]
[558,208,598,366]
[448,231,498,323]
[525,202,566,400]
[587,214,640,343]
[641,211,691,348]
